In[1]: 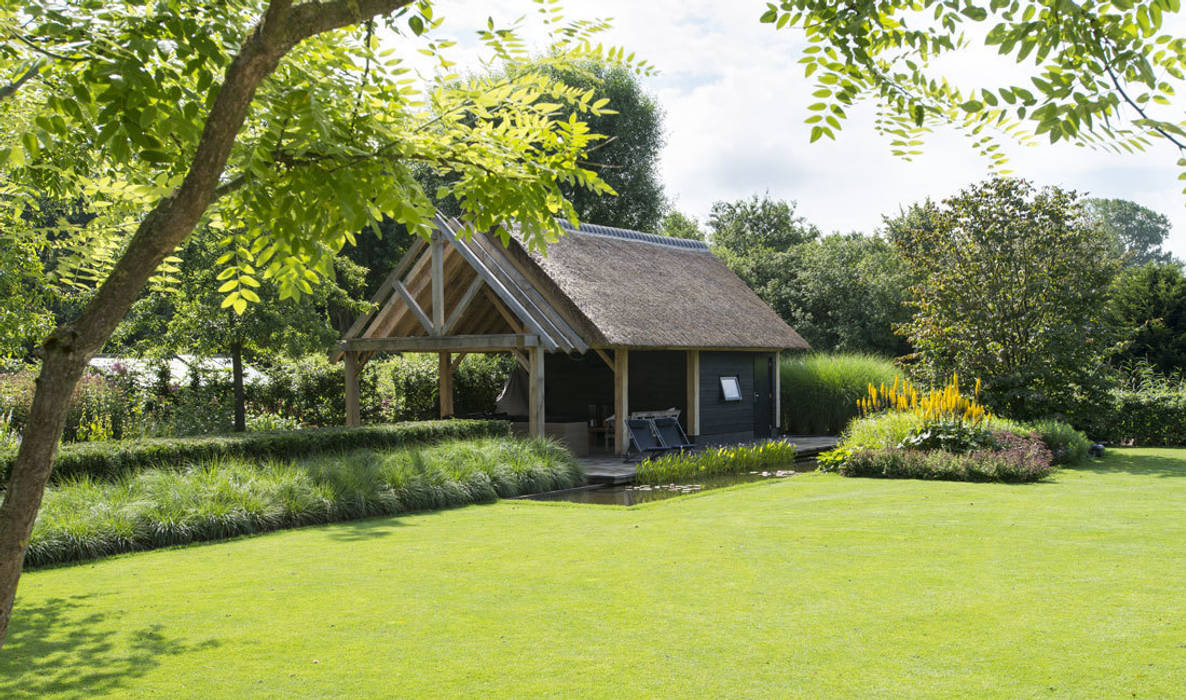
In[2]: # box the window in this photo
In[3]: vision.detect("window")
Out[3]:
[720,375,742,402]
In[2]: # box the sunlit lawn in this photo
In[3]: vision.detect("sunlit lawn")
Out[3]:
[3,448,1185,698]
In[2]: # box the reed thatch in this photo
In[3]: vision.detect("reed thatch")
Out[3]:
[504,222,810,351]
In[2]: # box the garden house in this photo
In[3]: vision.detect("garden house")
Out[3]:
[334,214,810,455]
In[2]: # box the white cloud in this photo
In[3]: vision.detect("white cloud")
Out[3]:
[392,1,1186,255]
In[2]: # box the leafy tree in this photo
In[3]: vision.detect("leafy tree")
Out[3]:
[0,0,638,646]
[1084,198,1176,267]
[708,193,819,255]
[894,178,1120,420]
[658,209,705,240]
[787,233,913,356]
[760,1,1186,178]
[507,59,666,231]
[1108,262,1186,373]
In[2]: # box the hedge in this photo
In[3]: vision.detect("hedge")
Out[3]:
[1078,391,1186,446]
[0,420,510,485]
[838,431,1056,483]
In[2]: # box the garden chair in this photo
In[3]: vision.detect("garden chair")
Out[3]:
[652,416,697,452]
[625,418,671,459]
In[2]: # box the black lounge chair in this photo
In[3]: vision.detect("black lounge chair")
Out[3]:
[652,416,696,451]
[626,418,670,459]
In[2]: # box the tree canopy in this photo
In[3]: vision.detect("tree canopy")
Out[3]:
[1085,197,1177,266]
[1108,261,1186,373]
[761,0,1186,183]
[894,177,1119,419]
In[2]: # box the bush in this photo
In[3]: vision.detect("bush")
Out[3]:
[1078,390,1186,446]
[1029,419,1091,465]
[899,420,996,453]
[780,353,901,434]
[636,441,797,485]
[249,355,380,427]
[0,420,510,484]
[374,353,514,421]
[26,437,582,568]
[0,366,144,443]
[840,431,1055,483]
[840,412,924,451]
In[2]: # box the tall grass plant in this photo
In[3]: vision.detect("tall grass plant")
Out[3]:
[780,353,901,434]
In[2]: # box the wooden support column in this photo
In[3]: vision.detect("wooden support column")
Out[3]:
[439,352,453,418]
[344,351,361,427]
[528,346,545,438]
[773,351,782,436]
[614,349,629,456]
[686,350,700,439]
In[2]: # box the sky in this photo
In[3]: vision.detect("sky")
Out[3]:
[393,1,1186,256]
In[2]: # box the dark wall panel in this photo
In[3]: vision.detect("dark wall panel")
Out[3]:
[700,351,754,439]
[543,350,687,424]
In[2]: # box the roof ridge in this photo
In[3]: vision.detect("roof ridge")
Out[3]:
[556,219,710,251]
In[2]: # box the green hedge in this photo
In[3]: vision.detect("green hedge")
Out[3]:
[0,420,510,484]
[1078,391,1186,446]
[27,437,581,568]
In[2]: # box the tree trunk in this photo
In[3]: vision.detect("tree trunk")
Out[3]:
[0,0,414,648]
[232,342,246,433]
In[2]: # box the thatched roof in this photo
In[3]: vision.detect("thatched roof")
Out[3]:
[505,220,810,351]
[339,216,810,357]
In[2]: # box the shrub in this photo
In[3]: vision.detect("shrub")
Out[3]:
[25,437,582,568]
[841,411,925,451]
[1078,390,1186,447]
[898,420,996,453]
[374,353,514,421]
[636,441,797,485]
[841,431,1055,483]
[0,420,510,484]
[1029,419,1091,465]
[0,366,144,443]
[780,353,901,434]
[249,355,380,427]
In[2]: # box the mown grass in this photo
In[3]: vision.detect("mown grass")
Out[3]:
[4,449,1185,698]
[781,352,900,434]
[26,437,580,567]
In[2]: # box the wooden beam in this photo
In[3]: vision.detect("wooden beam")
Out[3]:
[340,334,539,353]
[483,287,524,332]
[394,281,433,333]
[511,350,530,372]
[614,348,629,456]
[685,350,700,439]
[333,237,428,361]
[344,352,361,427]
[528,346,545,438]
[439,352,453,418]
[773,351,781,436]
[450,352,468,371]
[431,233,445,335]
[442,275,485,335]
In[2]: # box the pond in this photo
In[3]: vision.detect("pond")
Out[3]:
[521,470,800,506]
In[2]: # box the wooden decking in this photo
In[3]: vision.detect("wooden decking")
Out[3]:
[582,435,838,485]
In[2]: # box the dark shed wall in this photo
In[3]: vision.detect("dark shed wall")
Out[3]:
[699,351,775,441]
[543,350,687,424]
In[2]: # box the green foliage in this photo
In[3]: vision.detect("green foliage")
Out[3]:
[249,354,380,427]
[709,193,819,256]
[1085,198,1177,267]
[658,210,705,240]
[1107,262,1186,374]
[840,438,1056,483]
[25,437,581,567]
[1080,389,1186,446]
[761,0,1186,181]
[0,420,510,485]
[635,441,797,485]
[512,60,667,231]
[898,420,996,453]
[894,178,1120,420]
[785,233,914,355]
[0,1,644,313]
[1029,419,1091,466]
[780,352,902,434]
[839,411,925,451]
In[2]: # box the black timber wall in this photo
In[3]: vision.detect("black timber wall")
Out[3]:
[543,351,688,429]
[699,351,776,441]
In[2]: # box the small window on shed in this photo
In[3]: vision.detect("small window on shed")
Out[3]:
[720,376,742,402]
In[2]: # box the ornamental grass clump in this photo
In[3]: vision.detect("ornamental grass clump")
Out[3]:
[25,437,582,568]
[636,441,797,485]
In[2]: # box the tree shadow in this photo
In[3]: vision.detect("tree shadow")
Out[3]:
[322,516,409,542]
[0,594,219,698]
[1074,452,1186,478]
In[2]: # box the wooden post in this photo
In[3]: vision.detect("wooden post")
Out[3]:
[614,348,629,456]
[439,352,453,418]
[686,350,700,440]
[344,351,361,427]
[773,351,782,436]
[430,232,445,335]
[528,346,545,438]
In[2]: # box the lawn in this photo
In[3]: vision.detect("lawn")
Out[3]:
[3,448,1185,698]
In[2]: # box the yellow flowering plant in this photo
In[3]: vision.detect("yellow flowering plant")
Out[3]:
[857,373,990,426]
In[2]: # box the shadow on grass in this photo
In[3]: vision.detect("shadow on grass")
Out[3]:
[0,594,219,698]
[322,516,409,542]
[1074,451,1186,478]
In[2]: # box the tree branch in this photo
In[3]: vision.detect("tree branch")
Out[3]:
[0,64,39,103]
